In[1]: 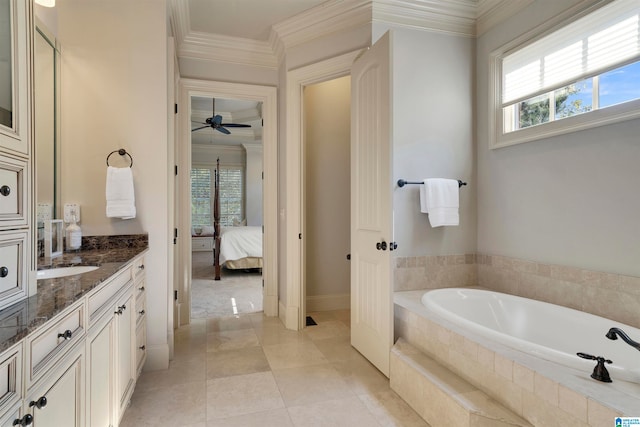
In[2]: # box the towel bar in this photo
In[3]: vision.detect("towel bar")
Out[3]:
[397,179,466,188]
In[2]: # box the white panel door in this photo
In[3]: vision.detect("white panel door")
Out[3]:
[350,31,393,377]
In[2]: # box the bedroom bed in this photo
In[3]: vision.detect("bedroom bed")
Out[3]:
[212,158,263,280]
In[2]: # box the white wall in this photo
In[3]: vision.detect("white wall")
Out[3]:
[303,76,351,299]
[476,0,640,277]
[373,24,476,258]
[57,0,170,369]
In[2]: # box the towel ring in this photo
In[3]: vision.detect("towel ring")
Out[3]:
[106,149,133,168]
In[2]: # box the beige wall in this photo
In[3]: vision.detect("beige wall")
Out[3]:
[476,0,640,277]
[303,76,351,300]
[57,0,170,369]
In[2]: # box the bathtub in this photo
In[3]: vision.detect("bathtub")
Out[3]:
[421,288,640,384]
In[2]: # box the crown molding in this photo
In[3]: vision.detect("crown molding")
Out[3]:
[476,0,534,36]
[373,0,476,37]
[172,0,534,69]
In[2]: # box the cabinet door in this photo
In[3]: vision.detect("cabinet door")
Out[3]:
[115,291,135,419]
[86,315,114,427]
[28,353,83,427]
[0,404,27,427]
[0,0,30,155]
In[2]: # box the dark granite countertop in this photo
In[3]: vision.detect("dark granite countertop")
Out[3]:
[0,235,148,353]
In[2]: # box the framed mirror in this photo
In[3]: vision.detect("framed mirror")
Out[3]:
[34,21,61,240]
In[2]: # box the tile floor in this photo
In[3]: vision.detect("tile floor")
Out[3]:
[119,310,430,426]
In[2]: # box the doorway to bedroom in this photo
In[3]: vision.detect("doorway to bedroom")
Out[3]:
[190,96,264,319]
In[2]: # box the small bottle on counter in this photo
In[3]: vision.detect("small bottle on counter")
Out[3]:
[65,214,82,251]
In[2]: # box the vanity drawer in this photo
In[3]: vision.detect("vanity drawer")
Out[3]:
[0,154,28,228]
[135,293,146,327]
[88,266,132,323]
[135,322,146,376]
[0,343,22,416]
[132,256,145,283]
[26,301,85,386]
[0,230,28,307]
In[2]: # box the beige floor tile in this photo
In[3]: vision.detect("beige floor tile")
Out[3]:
[262,340,329,370]
[313,335,362,362]
[254,322,311,346]
[272,363,355,407]
[120,381,207,427]
[206,371,285,419]
[304,320,351,341]
[358,390,431,427]
[206,408,294,427]
[331,357,391,395]
[287,396,382,427]
[206,346,270,379]
[136,353,206,391]
[206,328,260,352]
[206,314,253,332]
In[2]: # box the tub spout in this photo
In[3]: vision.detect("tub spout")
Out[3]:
[606,328,640,351]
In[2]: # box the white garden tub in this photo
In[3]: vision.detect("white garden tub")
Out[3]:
[421,288,640,384]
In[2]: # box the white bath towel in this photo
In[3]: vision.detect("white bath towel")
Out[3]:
[106,166,136,219]
[420,178,459,227]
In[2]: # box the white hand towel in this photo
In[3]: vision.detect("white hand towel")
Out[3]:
[106,166,136,219]
[420,178,459,227]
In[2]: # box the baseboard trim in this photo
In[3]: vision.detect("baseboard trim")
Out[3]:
[306,293,350,312]
[279,300,287,326]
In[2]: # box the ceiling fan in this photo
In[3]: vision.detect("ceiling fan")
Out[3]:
[191,98,251,135]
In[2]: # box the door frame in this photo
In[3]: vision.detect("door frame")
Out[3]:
[177,79,278,324]
[285,50,361,330]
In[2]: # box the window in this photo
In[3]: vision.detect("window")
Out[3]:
[491,0,640,148]
[191,165,244,227]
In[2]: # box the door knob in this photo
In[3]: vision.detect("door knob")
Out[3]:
[389,242,398,251]
[376,241,387,251]
[346,254,350,260]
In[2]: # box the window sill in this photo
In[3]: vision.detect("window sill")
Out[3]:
[490,98,640,149]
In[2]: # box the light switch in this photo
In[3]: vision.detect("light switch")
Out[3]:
[64,203,81,223]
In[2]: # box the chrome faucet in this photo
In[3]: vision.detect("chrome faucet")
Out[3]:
[606,328,640,351]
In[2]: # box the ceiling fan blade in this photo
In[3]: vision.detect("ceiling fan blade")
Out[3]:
[191,125,210,132]
[213,115,223,126]
[216,126,231,135]
[221,123,252,128]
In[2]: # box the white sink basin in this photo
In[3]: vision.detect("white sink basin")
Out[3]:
[37,266,99,280]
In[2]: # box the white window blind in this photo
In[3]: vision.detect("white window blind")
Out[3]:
[502,0,640,105]
[191,165,244,227]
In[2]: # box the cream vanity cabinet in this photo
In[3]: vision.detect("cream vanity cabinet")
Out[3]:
[86,255,146,426]
[0,0,33,312]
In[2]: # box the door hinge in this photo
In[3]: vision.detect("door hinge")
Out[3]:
[174,165,178,175]
[174,290,178,301]
[299,233,302,240]
[174,103,178,114]
[262,171,264,180]
[173,228,178,244]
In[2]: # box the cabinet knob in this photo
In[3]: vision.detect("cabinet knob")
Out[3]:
[138,286,145,292]
[0,266,8,278]
[139,310,145,315]
[115,308,122,315]
[29,396,47,409]
[0,185,10,197]
[138,264,145,270]
[57,330,73,340]
[139,345,146,350]
[12,414,33,426]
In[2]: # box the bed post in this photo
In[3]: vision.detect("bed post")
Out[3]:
[214,157,222,280]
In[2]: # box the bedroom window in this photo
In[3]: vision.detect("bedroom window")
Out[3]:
[491,0,640,148]
[191,165,244,228]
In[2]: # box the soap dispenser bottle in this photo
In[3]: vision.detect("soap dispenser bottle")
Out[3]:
[65,214,82,251]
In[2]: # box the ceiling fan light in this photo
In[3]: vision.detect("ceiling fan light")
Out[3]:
[35,0,56,7]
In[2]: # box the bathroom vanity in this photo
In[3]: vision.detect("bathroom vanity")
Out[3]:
[0,241,148,427]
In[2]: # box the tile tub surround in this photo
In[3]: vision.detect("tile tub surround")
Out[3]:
[394,254,477,292]
[394,253,640,330]
[0,234,149,352]
[393,291,639,426]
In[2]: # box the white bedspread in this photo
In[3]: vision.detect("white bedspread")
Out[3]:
[219,226,262,264]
